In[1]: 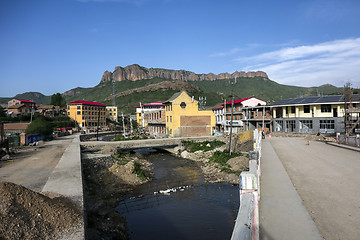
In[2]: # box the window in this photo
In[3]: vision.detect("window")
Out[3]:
[167,116,169,122]
[77,106,80,109]
[304,105,310,113]
[286,107,289,114]
[321,104,331,113]
[77,111,81,115]
[67,111,70,115]
[320,120,334,129]
[170,116,172,122]
[291,106,295,114]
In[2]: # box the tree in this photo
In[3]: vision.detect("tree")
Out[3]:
[0,106,5,118]
[26,117,53,135]
[50,93,66,107]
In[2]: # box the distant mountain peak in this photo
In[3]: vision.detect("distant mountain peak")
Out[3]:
[100,64,268,83]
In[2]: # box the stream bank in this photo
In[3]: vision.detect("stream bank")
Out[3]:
[81,139,250,240]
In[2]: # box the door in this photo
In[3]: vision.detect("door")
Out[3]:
[333,108,338,117]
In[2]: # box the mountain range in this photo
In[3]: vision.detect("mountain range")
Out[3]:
[1,64,344,113]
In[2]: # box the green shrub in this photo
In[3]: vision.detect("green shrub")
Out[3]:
[209,150,243,172]
[181,140,225,153]
[133,161,146,180]
[25,117,53,135]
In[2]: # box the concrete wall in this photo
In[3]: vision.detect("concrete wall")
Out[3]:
[231,130,262,240]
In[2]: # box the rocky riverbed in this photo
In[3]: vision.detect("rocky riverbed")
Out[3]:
[81,140,250,240]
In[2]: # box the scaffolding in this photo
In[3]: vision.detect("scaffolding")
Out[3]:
[343,82,360,136]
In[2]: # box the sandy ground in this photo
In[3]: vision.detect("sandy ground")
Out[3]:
[269,137,360,240]
[0,135,74,192]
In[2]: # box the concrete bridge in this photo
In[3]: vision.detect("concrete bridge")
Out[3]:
[80,134,222,149]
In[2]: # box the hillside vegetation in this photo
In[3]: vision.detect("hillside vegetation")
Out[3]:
[1,76,343,114]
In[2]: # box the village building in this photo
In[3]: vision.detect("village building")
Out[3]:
[135,102,165,128]
[163,91,215,137]
[212,106,224,132]
[6,99,36,117]
[7,104,32,117]
[270,95,360,134]
[67,100,106,130]
[106,106,118,122]
[37,105,61,117]
[8,99,36,108]
[222,97,267,133]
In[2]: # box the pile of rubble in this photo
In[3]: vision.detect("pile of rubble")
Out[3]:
[0,182,81,240]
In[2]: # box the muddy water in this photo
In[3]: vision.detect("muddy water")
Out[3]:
[116,150,239,240]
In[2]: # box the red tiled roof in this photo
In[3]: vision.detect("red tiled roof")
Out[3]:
[212,106,224,110]
[221,97,252,106]
[15,99,35,103]
[67,100,105,106]
[134,101,165,108]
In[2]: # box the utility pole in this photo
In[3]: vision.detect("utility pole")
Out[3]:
[112,79,116,106]
[228,77,236,155]
[122,113,126,137]
[96,108,100,141]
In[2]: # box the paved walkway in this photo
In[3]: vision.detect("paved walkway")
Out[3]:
[259,139,323,240]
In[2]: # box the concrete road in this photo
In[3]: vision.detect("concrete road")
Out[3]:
[0,135,74,192]
[263,137,360,240]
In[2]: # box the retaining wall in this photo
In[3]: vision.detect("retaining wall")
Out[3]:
[41,135,85,240]
[231,129,262,240]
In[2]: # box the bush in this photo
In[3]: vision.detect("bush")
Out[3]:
[209,150,243,172]
[181,140,225,153]
[26,117,53,135]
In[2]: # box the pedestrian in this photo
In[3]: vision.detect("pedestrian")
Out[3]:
[262,130,265,139]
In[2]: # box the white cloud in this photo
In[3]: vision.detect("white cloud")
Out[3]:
[236,38,360,87]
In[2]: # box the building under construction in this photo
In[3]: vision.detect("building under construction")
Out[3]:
[343,82,360,136]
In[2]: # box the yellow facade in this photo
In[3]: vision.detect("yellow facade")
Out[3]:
[67,101,106,128]
[106,106,118,122]
[164,91,215,137]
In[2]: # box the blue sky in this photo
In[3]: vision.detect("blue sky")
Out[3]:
[1,0,360,97]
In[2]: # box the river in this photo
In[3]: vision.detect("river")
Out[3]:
[116,150,240,240]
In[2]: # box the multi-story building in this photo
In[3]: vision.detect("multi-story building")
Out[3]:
[67,100,106,129]
[135,102,165,128]
[271,95,360,134]
[222,97,267,133]
[106,106,118,122]
[8,99,35,108]
[212,106,224,132]
[143,109,166,137]
[6,99,36,117]
[163,91,215,137]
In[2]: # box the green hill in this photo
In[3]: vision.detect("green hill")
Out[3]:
[63,77,342,114]
[0,92,51,105]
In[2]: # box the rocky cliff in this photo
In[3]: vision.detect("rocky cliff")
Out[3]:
[100,64,268,82]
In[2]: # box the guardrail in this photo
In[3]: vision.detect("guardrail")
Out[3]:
[231,129,262,240]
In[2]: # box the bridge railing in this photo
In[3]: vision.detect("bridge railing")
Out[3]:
[231,129,262,240]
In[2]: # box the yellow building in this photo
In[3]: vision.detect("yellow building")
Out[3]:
[106,106,118,122]
[163,91,215,137]
[67,100,106,129]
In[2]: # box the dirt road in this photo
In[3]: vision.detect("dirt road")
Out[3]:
[269,137,360,240]
[0,135,74,192]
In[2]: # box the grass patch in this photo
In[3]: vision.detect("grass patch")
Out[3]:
[209,150,243,172]
[113,135,149,141]
[133,161,146,181]
[181,140,225,153]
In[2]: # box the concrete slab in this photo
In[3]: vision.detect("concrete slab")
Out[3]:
[259,139,323,240]
[42,134,85,240]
